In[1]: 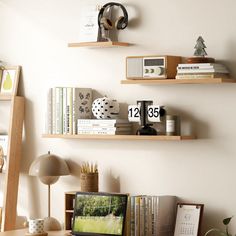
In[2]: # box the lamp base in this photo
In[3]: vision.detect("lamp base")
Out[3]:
[44,217,61,231]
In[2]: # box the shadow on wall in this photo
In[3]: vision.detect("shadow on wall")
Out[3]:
[103,169,120,193]
[164,106,209,139]
[224,39,236,78]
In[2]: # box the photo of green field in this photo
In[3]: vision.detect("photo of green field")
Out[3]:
[73,194,127,235]
[73,216,123,234]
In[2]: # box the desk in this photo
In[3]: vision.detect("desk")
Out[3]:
[0,229,70,236]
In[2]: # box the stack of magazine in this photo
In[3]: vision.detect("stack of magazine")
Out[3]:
[126,195,177,236]
[176,63,229,79]
[77,119,132,135]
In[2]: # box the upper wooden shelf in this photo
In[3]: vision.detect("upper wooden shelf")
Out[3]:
[0,95,24,101]
[68,41,129,48]
[121,78,236,85]
[42,134,195,141]
[0,95,13,101]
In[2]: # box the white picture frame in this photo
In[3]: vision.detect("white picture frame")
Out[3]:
[174,203,204,236]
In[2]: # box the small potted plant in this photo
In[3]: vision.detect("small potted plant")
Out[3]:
[204,216,234,236]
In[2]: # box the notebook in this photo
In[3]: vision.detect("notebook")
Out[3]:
[72,192,128,236]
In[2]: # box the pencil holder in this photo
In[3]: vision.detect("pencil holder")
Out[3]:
[81,173,99,192]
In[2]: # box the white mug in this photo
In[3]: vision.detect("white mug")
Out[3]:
[28,218,44,234]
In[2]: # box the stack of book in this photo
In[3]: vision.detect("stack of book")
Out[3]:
[45,87,92,135]
[126,195,176,236]
[77,119,132,135]
[176,63,229,79]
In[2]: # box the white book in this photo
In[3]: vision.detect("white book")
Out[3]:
[178,63,226,68]
[52,88,56,134]
[62,88,67,135]
[77,130,131,135]
[77,119,129,126]
[55,87,63,134]
[66,88,73,134]
[77,126,131,131]
[177,68,229,74]
[45,88,52,134]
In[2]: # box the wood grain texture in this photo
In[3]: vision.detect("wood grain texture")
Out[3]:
[121,78,236,85]
[0,229,69,236]
[68,41,129,47]
[1,96,25,231]
[42,134,195,141]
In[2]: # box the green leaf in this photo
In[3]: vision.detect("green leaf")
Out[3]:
[223,216,233,225]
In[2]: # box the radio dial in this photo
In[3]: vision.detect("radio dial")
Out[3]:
[156,67,164,76]
[145,69,149,73]
[150,69,155,73]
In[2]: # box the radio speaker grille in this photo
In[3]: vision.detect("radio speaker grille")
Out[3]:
[127,57,143,78]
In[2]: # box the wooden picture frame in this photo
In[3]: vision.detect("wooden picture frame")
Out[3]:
[0,66,21,96]
[174,203,204,236]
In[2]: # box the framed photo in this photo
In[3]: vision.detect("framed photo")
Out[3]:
[174,203,204,236]
[0,66,21,95]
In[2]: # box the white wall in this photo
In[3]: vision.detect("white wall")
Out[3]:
[1,0,236,233]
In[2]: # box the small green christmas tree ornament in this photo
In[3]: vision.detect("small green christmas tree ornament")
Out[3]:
[186,35,215,63]
[194,36,207,57]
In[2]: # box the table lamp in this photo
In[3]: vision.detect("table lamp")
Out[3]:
[29,151,70,231]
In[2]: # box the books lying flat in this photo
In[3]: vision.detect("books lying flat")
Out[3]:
[177,63,227,69]
[77,119,131,127]
[177,63,229,74]
[176,73,229,79]
[77,130,132,135]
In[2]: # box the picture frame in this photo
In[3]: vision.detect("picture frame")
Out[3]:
[0,66,21,96]
[174,203,204,236]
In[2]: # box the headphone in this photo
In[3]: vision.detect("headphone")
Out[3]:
[98,2,128,30]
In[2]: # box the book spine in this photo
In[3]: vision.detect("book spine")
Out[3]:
[125,196,131,236]
[55,87,63,134]
[77,119,117,126]
[52,88,56,134]
[130,196,135,236]
[45,88,52,134]
[147,197,152,236]
[72,87,78,135]
[77,130,131,135]
[178,63,225,68]
[135,197,140,236]
[153,196,157,236]
[77,127,117,132]
[177,69,228,73]
[140,197,145,236]
[144,196,149,236]
[62,87,67,134]
[66,88,73,134]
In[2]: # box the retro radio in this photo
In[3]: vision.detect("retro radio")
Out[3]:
[126,55,182,79]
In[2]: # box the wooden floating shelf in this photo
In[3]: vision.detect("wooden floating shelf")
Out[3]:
[0,95,24,101]
[68,41,129,48]
[42,134,195,141]
[121,78,236,85]
[0,95,13,101]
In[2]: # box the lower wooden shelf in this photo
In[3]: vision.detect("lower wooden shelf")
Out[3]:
[42,134,195,141]
[68,41,129,48]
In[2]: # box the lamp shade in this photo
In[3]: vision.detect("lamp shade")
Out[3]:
[29,152,70,177]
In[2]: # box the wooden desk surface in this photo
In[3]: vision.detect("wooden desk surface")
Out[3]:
[0,229,70,236]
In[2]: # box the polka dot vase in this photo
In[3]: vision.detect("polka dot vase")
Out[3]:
[92,97,119,119]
